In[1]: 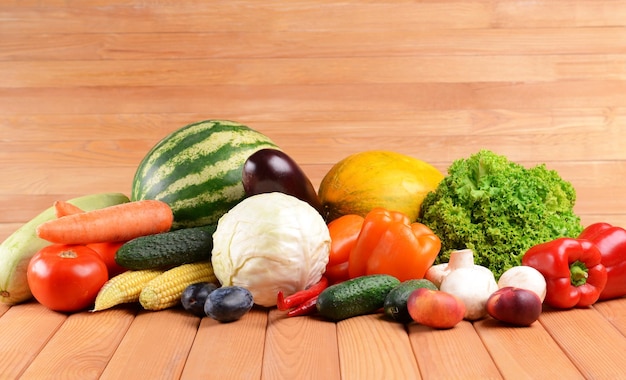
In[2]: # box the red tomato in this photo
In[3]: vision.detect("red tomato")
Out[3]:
[87,241,128,277]
[27,244,108,312]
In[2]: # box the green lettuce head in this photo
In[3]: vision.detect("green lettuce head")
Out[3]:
[419,149,583,278]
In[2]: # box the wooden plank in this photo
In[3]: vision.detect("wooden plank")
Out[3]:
[262,309,340,380]
[3,55,626,88]
[3,1,624,34]
[474,318,584,379]
[0,302,67,379]
[408,321,502,379]
[0,166,135,197]
[19,306,137,379]
[0,2,493,34]
[1,28,625,61]
[538,307,626,378]
[592,298,626,337]
[180,308,267,380]
[2,108,623,141]
[0,140,151,168]
[99,309,199,379]
[492,0,626,28]
[0,111,622,162]
[1,131,624,172]
[337,314,421,380]
[2,82,626,116]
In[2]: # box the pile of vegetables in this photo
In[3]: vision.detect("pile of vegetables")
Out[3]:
[1,119,626,330]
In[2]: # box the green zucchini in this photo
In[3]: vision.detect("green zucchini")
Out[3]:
[383,279,438,323]
[316,274,400,321]
[115,225,217,270]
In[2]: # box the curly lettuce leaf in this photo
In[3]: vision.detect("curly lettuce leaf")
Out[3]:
[419,150,583,278]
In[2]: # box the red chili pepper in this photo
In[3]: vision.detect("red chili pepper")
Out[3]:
[522,237,608,309]
[276,277,328,311]
[579,222,626,300]
[287,295,319,317]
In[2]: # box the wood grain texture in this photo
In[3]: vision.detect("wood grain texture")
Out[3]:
[474,318,584,379]
[1,1,626,379]
[538,307,626,379]
[2,1,624,34]
[264,309,340,380]
[98,309,199,379]
[19,307,136,379]
[408,321,503,379]
[594,297,626,336]
[180,308,267,379]
[0,303,67,379]
[337,314,421,380]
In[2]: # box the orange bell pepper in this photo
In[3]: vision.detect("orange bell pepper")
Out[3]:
[325,214,365,284]
[348,208,441,282]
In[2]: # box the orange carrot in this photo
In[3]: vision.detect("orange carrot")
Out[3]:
[53,200,85,218]
[37,200,174,244]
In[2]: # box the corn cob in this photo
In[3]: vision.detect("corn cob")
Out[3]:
[92,269,164,311]
[139,260,218,311]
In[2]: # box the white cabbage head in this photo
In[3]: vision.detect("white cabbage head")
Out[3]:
[211,192,331,307]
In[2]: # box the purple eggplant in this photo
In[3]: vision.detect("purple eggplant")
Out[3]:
[242,148,324,215]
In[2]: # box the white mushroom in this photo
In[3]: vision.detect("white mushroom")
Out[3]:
[430,249,499,321]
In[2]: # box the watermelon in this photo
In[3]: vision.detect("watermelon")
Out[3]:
[131,120,279,229]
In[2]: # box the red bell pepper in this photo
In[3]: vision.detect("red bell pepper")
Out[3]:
[522,237,607,309]
[579,222,626,300]
[348,208,441,282]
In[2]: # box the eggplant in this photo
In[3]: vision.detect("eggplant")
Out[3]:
[242,148,324,215]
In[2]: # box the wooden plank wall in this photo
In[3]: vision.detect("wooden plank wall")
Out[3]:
[1,0,625,242]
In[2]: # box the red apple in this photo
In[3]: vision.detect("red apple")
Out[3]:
[407,288,466,329]
[486,287,542,326]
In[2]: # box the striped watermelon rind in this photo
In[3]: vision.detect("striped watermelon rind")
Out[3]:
[131,120,280,229]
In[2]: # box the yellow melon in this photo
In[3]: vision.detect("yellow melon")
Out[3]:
[318,150,444,222]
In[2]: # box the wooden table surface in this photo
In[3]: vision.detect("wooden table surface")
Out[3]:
[1,1,626,379]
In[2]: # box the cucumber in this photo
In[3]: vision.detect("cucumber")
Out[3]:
[383,279,438,323]
[0,192,130,305]
[115,225,217,270]
[316,274,400,321]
